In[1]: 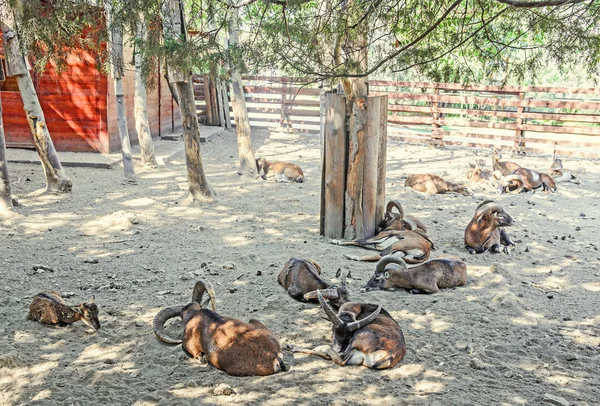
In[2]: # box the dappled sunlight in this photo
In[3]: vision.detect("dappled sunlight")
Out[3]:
[392,310,452,333]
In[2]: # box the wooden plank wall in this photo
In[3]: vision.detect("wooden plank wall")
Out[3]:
[192,75,600,158]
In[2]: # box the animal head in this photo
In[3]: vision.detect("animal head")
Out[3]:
[255,158,268,176]
[456,184,474,196]
[550,158,563,170]
[379,200,405,231]
[78,296,101,330]
[303,268,349,305]
[365,256,408,291]
[316,291,381,353]
[541,174,557,193]
[474,201,514,227]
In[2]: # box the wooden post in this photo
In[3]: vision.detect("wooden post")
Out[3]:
[203,74,213,125]
[216,78,226,129]
[221,82,232,129]
[513,92,525,154]
[321,94,388,241]
[431,86,442,147]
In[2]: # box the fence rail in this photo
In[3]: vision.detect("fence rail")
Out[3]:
[192,75,600,158]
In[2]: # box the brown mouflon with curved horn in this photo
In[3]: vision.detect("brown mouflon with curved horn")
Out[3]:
[464,200,515,254]
[405,174,473,196]
[289,291,406,369]
[278,258,349,308]
[492,149,521,176]
[256,158,305,183]
[498,168,557,194]
[365,255,467,294]
[28,291,100,330]
[153,280,286,376]
[376,200,427,233]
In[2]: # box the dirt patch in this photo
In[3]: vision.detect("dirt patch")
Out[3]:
[1,130,599,405]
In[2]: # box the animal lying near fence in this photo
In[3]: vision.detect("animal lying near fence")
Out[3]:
[288,290,406,369]
[492,149,521,176]
[547,159,578,184]
[28,292,100,330]
[405,174,473,196]
[377,200,427,233]
[467,160,500,188]
[153,281,286,376]
[256,158,305,183]
[365,255,467,294]
[464,201,515,254]
[498,168,557,193]
[278,258,348,308]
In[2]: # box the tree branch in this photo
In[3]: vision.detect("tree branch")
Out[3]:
[494,0,586,8]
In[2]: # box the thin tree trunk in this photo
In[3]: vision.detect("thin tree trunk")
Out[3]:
[163,63,180,106]
[0,3,72,193]
[162,0,215,202]
[134,21,157,167]
[107,4,135,180]
[228,7,257,176]
[0,95,13,212]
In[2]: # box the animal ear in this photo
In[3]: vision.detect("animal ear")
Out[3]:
[469,163,475,168]
[89,296,95,304]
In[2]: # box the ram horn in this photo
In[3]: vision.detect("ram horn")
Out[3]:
[498,175,524,194]
[375,255,408,274]
[347,305,382,332]
[317,290,344,329]
[192,280,217,311]
[153,306,184,344]
[385,200,404,220]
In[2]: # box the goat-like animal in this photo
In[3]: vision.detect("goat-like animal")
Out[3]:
[547,159,578,183]
[498,168,557,194]
[278,258,348,307]
[28,292,100,330]
[334,229,434,263]
[464,200,515,254]
[289,291,406,369]
[256,158,305,183]
[492,149,521,176]
[153,281,286,376]
[467,159,500,186]
[377,200,427,233]
[405,174,473,196]
[365,255,466,294]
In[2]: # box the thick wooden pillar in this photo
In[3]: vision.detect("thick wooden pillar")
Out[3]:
[320,93,388,240]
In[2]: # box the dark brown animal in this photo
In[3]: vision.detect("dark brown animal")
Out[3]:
[277,258,348,307]
[405,174,473,196]
[289,291,406,369]
[28,292,100,330]
[377,200,427,233]
[365,255,467,294]
[464,201,515,254]
[256,158,304,183]
[334,228,435,263]
[498,168,557,193]
[547,159,577,183]
[492,149,521,176]
[153,281,286,376]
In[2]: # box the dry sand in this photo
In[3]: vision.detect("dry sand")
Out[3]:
[1,129,599,405]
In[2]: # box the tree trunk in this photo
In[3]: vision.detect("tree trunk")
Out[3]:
[0,3,72,193]
[0,95,13,212]
[162,0,215,202]
[107,9,135,180]
[163,63,180,106]
[176,80,215,200]
[228,7,257,176]
[134,21,157,167]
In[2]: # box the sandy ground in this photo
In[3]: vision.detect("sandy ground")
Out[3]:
[1,129,599,406]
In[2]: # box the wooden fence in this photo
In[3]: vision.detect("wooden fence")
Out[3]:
[192,75,600,158]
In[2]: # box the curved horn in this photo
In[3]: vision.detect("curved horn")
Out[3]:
[192,281,216,311]
[304,288,339,301]
[347,305,382,332]
[474,200,498,217]
[385,200,404,220]
[317,290,344,329]
[375,255,408,274]
[403,217,418,231]
[153,306,184,344]
[499,175,524,194]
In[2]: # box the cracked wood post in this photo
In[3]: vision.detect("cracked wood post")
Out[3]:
[431,86,442,147]
[163,0,214,201]
[513,92,525,154]
[0,1,71,193]
[134,19,157,167]
[228,6,257,176]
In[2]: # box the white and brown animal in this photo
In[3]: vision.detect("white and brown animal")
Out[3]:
[256,158,305,183]
[498,168,557,194]
[365,255,467,294]
[28,291,101,330]
[492,149,521,176]
[464,200,515,254]
[289,290,406,369]
[467,159,500,187]
[405,174,473,196]
[547,159,578,183]
[153,281,286,376]
[278,258,348,308]
[376,200,427,234]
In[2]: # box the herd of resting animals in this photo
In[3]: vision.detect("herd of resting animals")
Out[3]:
[25,149,579,376]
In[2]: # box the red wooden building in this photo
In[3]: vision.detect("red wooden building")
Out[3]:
[1,40,180,153]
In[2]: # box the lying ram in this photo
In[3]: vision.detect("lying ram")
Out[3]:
[464,200,515,254]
